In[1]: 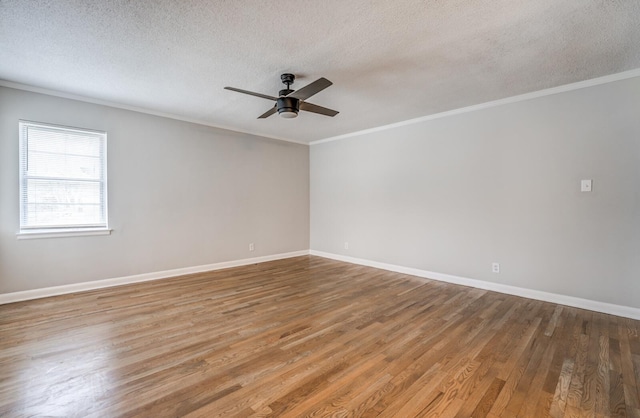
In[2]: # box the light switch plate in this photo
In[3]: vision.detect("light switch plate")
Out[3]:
[581,179,592,192]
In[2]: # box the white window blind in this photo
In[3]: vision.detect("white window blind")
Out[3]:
[19,121,108,233]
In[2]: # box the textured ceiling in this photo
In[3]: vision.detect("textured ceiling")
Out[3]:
[1,0,640,143]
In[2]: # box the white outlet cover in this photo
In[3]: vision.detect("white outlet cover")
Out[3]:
[581,179,592,192]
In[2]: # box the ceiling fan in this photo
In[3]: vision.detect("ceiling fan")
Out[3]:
[224,73,339,119]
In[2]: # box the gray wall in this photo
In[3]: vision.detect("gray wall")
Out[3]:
[0,87,309,293]
[311,76,640,309]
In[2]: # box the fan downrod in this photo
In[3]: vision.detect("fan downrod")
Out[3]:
[279,73,295,96]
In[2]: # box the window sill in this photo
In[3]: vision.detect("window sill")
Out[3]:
[17,228,112,240]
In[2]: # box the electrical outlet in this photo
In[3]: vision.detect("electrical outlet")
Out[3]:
[581,179,592,192]
[492,262,500,273]
[344,242,349,250]
[249,243,254,251]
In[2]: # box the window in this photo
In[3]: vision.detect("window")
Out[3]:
[18,121,109,238]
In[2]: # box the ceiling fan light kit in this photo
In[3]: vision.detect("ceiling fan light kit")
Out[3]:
[277,99,299,118]
[225,73,339,119]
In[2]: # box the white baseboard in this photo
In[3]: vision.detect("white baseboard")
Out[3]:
[0,250,310,305]
[5,249,638,321]
[310,250,640,320]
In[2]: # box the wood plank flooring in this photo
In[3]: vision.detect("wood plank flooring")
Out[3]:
[1,255,639,417]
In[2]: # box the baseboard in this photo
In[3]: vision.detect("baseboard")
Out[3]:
[0,250,310,305]
[6,249,638,320]
[309,250,640,320]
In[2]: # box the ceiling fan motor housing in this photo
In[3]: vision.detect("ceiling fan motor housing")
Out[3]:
[277,96,299,118]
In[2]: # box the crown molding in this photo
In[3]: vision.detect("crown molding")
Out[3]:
[310,68,640,145]
[4,67,640,148]
[0,80,309,146]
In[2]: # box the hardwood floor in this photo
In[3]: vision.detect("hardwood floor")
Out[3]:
[1,256,639,417]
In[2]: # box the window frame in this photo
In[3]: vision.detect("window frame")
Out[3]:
[17,120,111,239]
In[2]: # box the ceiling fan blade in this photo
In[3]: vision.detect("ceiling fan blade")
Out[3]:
[224,87,278,101]
[288,77,333,101]
[258,106,277,119]
[300,101,339,117]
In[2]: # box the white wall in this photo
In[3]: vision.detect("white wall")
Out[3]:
[0,87,309,293]
[311,76,640,309]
